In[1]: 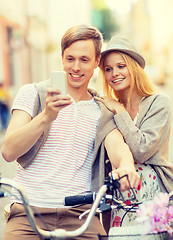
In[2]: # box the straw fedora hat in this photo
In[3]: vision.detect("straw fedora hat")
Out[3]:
[100,35,145,68]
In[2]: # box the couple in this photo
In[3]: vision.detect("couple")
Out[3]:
[2,25,173,240]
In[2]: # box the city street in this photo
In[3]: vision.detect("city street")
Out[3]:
[1,0,173,239]
[0,81,173,239]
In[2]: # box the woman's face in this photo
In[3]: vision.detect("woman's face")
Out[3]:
[103,52,131,93]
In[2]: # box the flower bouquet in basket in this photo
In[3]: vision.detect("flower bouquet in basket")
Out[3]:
[136,192,173,239]
[106,192,173,240]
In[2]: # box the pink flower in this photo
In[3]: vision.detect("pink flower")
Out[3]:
[136,192,173,235]
[167,206,173,219]
[153,193,169,207]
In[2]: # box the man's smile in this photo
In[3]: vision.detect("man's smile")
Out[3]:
[70,73,84,79]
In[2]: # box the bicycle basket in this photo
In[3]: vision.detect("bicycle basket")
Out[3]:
[99,232,169,240]
[99,225,171,240]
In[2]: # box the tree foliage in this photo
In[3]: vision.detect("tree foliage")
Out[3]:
[91,0,119,40]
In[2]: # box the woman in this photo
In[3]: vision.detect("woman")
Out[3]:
[96,35,173,228]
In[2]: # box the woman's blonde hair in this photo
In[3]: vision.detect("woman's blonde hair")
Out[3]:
[98,52,155,104]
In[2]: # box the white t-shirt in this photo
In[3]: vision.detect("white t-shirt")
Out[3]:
[11,84,101,208]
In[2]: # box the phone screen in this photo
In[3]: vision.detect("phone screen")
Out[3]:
[51,71,67,95]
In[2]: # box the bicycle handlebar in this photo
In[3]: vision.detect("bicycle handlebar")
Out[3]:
[64,193,97,206]
[2,177,173,239]
[0,177,108,239]
[64,192,135,213]
[0,175,140,239]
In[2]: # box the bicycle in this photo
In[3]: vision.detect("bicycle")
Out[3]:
[0,175,172,240]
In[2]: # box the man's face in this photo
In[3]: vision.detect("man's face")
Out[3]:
[62,39,100,90]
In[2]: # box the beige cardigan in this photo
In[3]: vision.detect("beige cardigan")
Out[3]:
[93,93,173,194]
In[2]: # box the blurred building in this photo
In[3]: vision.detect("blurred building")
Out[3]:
[111,0,173,85]
[132,0,173,85]
[1,0,173,97]
[147,0,173,85]
[0,0,91,98]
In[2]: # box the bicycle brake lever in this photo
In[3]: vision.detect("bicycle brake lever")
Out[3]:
[79,209,91,220]
[79,208,101,220]
[99,202,111,212]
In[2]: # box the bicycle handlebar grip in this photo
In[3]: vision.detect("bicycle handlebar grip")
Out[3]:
[64,193,95,206]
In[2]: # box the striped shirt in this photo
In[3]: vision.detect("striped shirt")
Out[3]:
[11,83,101,208]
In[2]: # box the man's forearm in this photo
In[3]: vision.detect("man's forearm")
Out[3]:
[1,111,51,162]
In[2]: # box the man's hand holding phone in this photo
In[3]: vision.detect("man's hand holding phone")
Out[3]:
[44,71,72,122]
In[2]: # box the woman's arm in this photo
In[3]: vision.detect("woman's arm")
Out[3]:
[97,94,172,163]
[114,94,172,162]
[104,129,141,191]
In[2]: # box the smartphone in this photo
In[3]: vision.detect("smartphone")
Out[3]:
[51,70,67,95]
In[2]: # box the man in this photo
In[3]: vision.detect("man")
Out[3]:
[2,25,140,239]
